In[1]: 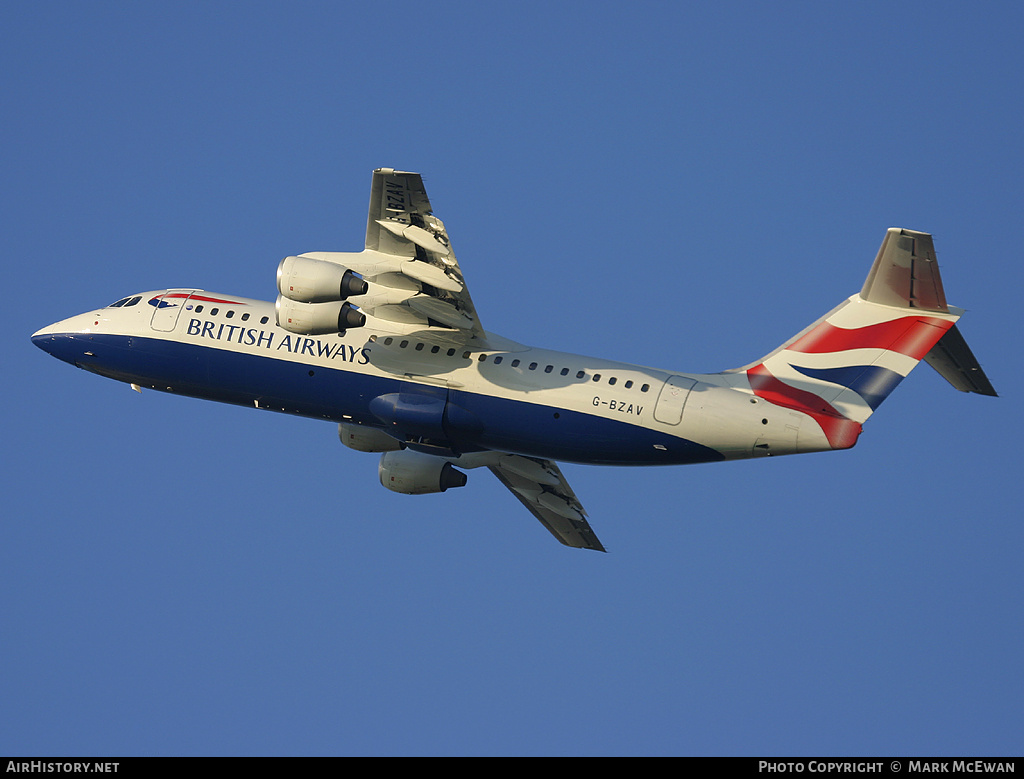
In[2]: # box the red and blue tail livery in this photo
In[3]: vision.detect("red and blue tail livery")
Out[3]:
[32,172,996,551]
[735,229,993,453]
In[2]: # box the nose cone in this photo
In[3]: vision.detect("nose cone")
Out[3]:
[31,313,99,365]
[32,322,64,356]
[32,327,80,365]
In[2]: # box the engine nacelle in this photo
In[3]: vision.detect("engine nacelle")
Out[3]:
[378,450,467,495]
[276,296,366,334]
[338,422,401,453]
[277,256,368,303]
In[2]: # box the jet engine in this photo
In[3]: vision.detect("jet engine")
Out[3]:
[338,422,402,453]
[276,296,366,334]
[378,449,467,495]
[277,256,368,303]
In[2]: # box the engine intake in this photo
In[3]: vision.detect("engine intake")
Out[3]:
[276,296,366,334]
[277,256,368,303]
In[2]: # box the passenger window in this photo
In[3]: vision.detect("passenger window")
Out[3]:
[478,354,486,361]
[226,310,234,318]
[544,365,553,373]
[560,368,569,376]
[431,345,440,354]
[241,312,250,321]
[608,377,617,385]
[511,359,521,368]
[447,348,456,356]
[260,316,269,324]
[641,384,650,392]
[592,374,602,382]
[576,371,586,379]
[211,308,219,315]
[625,380,633,389]
[415,342,424,351]
[529,363,538,371]
[195,305,204,313]
[493,356,503,364]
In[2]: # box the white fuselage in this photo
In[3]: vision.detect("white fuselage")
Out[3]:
[32,289,830,467]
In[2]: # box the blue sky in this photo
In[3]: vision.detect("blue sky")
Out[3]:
[3,1,1022,756]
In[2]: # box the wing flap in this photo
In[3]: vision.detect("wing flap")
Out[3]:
[363,169,483,337]
[489,456,606,551]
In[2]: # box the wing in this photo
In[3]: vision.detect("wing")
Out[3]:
[363,168,484,338]
[489,455,606,552]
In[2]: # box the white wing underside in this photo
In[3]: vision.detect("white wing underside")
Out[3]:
[359,168,484,339]
[489,456,606,552]
[319,169,603,550]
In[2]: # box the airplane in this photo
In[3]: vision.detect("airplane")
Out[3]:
[32,168,996,552]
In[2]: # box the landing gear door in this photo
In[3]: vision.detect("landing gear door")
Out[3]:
[654,375,696,425]
[150,290,196,332]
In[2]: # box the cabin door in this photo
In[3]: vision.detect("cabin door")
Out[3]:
[654,375,696,425]
[149,290,196,332]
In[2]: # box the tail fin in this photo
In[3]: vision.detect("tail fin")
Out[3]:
[738,228,995,450]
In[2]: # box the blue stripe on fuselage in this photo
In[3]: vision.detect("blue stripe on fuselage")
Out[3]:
[38,332,723,466]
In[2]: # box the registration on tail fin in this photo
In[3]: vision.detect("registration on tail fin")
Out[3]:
[743,228,995,451]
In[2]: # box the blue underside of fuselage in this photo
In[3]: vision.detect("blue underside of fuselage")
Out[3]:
[34,332,724,466]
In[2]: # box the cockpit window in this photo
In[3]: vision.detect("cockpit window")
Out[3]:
[107,296,142,308]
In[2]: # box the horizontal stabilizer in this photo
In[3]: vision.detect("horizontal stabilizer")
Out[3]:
[924,324,997,396]
[860,228,948,311]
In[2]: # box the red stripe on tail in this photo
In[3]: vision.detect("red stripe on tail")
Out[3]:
[789,316,952,360]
